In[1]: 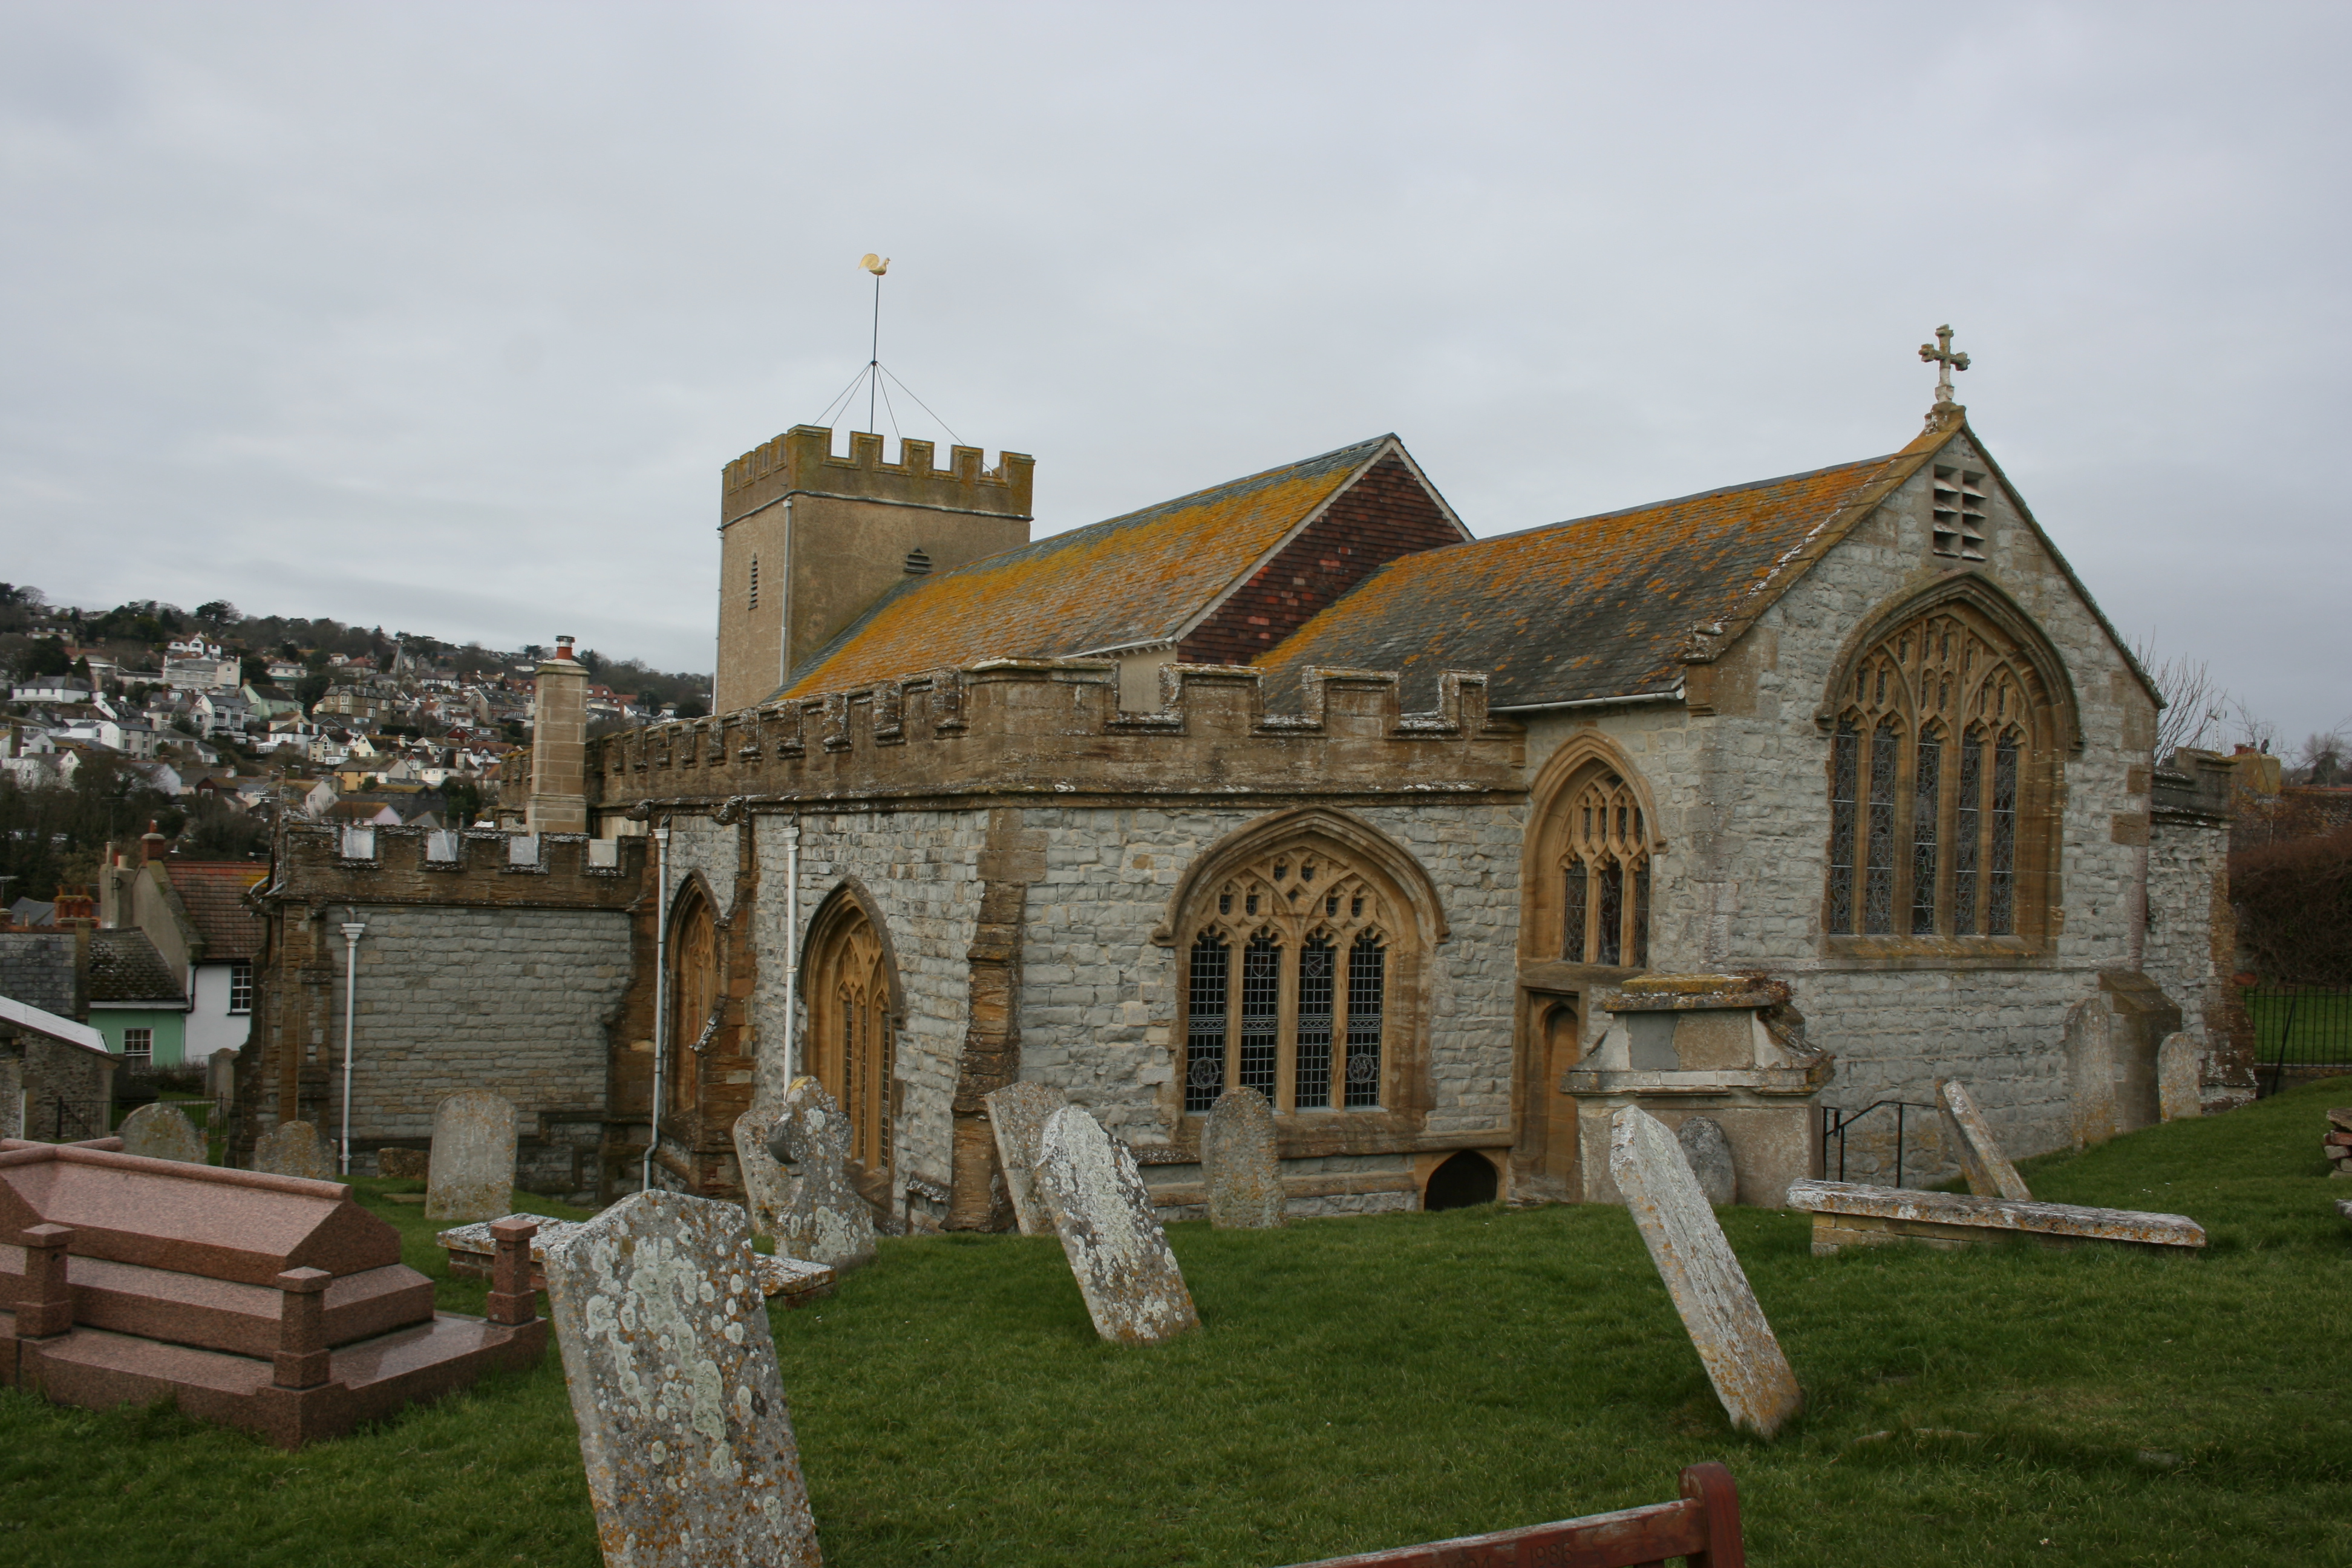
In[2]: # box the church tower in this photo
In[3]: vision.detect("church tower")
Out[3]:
[713,426,1034,713]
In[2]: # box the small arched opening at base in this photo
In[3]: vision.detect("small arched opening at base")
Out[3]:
[1423,1149,1499,1210]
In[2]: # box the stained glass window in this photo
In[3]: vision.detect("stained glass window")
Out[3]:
[1185,933,1229,1111]
[1910,730,1941,935]
[1597,860,1624,965]
[1829,720,1858,933]
[1864,716,1899,934]
[1989,732,2019,935]
[1295,938,1334,1108]
[1344,936,1384,1107]
[1238,935,1281,1100]
[1563,857,1587,962]
[1955,728,1982,934]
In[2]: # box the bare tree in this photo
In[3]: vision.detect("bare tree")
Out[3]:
[2290,730,2350,786]
[2229,696,2278,757]
[2131,638,2229,759]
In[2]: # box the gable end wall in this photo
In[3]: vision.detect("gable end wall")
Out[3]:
[1179,454,1461,667]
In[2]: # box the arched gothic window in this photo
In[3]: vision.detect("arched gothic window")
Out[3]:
[1554,769,1651,967]
[1825,601,2060,942]
[806,895,895,1177]
[1180,844,1400,1116]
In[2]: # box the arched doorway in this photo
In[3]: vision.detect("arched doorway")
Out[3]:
[667,884,720,1116]
[805,892,896,1192]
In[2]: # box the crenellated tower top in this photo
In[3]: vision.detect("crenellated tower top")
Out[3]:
[722,425,1034,524]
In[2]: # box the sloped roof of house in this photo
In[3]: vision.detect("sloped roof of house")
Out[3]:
[162,860,266,962]
[88,929,185,1007]
[778,436,1398,699]
[1258,441,1933,711]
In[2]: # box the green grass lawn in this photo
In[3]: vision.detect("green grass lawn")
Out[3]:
[7,1083,2351,1567]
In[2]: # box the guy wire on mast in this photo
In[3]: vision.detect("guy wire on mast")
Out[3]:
[808,254,967,449]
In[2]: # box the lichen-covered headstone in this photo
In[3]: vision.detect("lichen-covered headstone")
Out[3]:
[2156,1034,2201,1123]
[1933,1078,2031,1201]
[541,1191,822,1568]
[760,1076,877,1272]
[425,1090,517,1222]
[1034,1105,1200,1345]
[118,1102,207,1165]
[1201,1085,1284,1229]
[1609,1106,1800,1438]
[1673,1115,1737,1208]
[983,1080,1069,1235]
[253,1119,336,1181]
[732,1102,794,1247]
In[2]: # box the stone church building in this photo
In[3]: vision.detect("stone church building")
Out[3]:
[237,353,2247,1226]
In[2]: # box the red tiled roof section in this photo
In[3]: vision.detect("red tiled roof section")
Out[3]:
[778,437,1397,700]
[163,861,267,963]
[1260,452,1909,711]
[1177,453,1466,668]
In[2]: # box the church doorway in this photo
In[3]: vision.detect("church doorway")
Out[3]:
[1538,996,1581,1186]
[667,884,719,1116]
[806,893,896,1199]
[1423,1150,1499,1209]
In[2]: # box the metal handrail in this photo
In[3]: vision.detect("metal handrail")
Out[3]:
[1820,1099,1939,1189]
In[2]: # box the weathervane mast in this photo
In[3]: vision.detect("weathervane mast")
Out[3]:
[860,253,889,433]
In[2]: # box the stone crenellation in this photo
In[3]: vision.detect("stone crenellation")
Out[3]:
[723,425,1035,519]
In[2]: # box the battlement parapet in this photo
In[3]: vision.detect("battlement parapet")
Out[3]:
[263,824,644,911]
[587,658,1524,815]
[722,425,1035,523]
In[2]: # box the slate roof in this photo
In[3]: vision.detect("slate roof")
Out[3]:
[162,861,266,963]
[88,929,186,1006]
[778,436,1395,699]
[1260,445,1929,711]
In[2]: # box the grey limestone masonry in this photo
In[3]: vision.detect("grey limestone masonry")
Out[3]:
[1523,439,2161,1183]
[664,815,743,921]
[336,904,630,1199]
[1012,802,1521,1172]
[2143,816,2229,1061]
[764,809,990,1207]
[0,933,82,1018]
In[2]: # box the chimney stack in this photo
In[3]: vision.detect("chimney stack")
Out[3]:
[527,635,590,836]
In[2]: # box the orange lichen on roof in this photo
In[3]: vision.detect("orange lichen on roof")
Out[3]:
[1261,451,1917,711]
[778,438,1388,701]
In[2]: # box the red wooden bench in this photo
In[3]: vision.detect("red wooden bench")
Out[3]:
[1275,1462,1743,1567]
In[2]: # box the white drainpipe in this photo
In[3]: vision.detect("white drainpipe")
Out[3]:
[338,919,367,1175]
[782,816,801,1077]
[644,822,671,1193]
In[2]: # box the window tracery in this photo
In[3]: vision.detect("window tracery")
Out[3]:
[1824,602,2059,942]
[1555,769,1650,967]
[1180,843,1396,1115]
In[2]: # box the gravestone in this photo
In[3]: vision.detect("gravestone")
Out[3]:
[206,1047,237,1103]
[117,1102,207,1165]
[1033,1105,1200,1345]
[1202,1085,1285,1229]
[733,1102,794,1247]
[983,1080,1069,1235]
[253,1120,336,1181]
[1674,1116,1737,1208]
[2156,1034,2201,1123]
[1608,1106,1801,1438]
[377,1147,429,1179]
[1932,1079,2031,1201]
[1789,1179,2206,1255]
[425,1090,517,1223]
[760,1076,877,1271]
[2328,1107,2352,1180]
[540,1191,822,1568]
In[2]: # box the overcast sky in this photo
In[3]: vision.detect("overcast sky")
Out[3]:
[2,2,2345,745]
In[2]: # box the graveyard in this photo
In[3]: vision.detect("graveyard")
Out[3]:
[2,1082,2348,1566]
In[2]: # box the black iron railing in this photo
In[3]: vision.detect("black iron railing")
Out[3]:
[1819,1099,1939,1188]
[2243,984,2352,1097]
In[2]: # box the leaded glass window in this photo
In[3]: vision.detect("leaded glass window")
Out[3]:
[1553,769,1650,966]
[1824,601,2057,946]
[1180,841,1398,1114]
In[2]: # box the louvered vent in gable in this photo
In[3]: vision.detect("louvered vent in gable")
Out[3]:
[1931,465,1988,560]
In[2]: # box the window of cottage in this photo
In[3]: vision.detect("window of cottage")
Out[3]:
[1181,846,1396,1114]
[229,960,254,1014]
[1931,465,1988,560]
[1825,605,2054,941]
[1555,771,1650,966]
[123,1027,152,1063]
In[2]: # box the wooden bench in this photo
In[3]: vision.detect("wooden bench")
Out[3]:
[1275,1462,1743,1567]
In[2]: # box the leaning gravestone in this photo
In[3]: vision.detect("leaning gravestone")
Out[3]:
[1933,1079,2031,1201]
[541,1191,822,1568]
[425,1090,517,1223]
[1673,1115,1738,1208]
[733,1102,794,1247]
[1034,1105,1200,1345]
[1609,1106,1801,1438]
[253,1119,337,1181]
[118,1102,207,1165]
[760,1076,877,1271]
[1201,1085,1285,1229]
[984,1080,1069,1235]
[2156,1034,2201,1123]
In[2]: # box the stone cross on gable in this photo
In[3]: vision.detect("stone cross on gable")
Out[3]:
[1919,324,1970,405]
